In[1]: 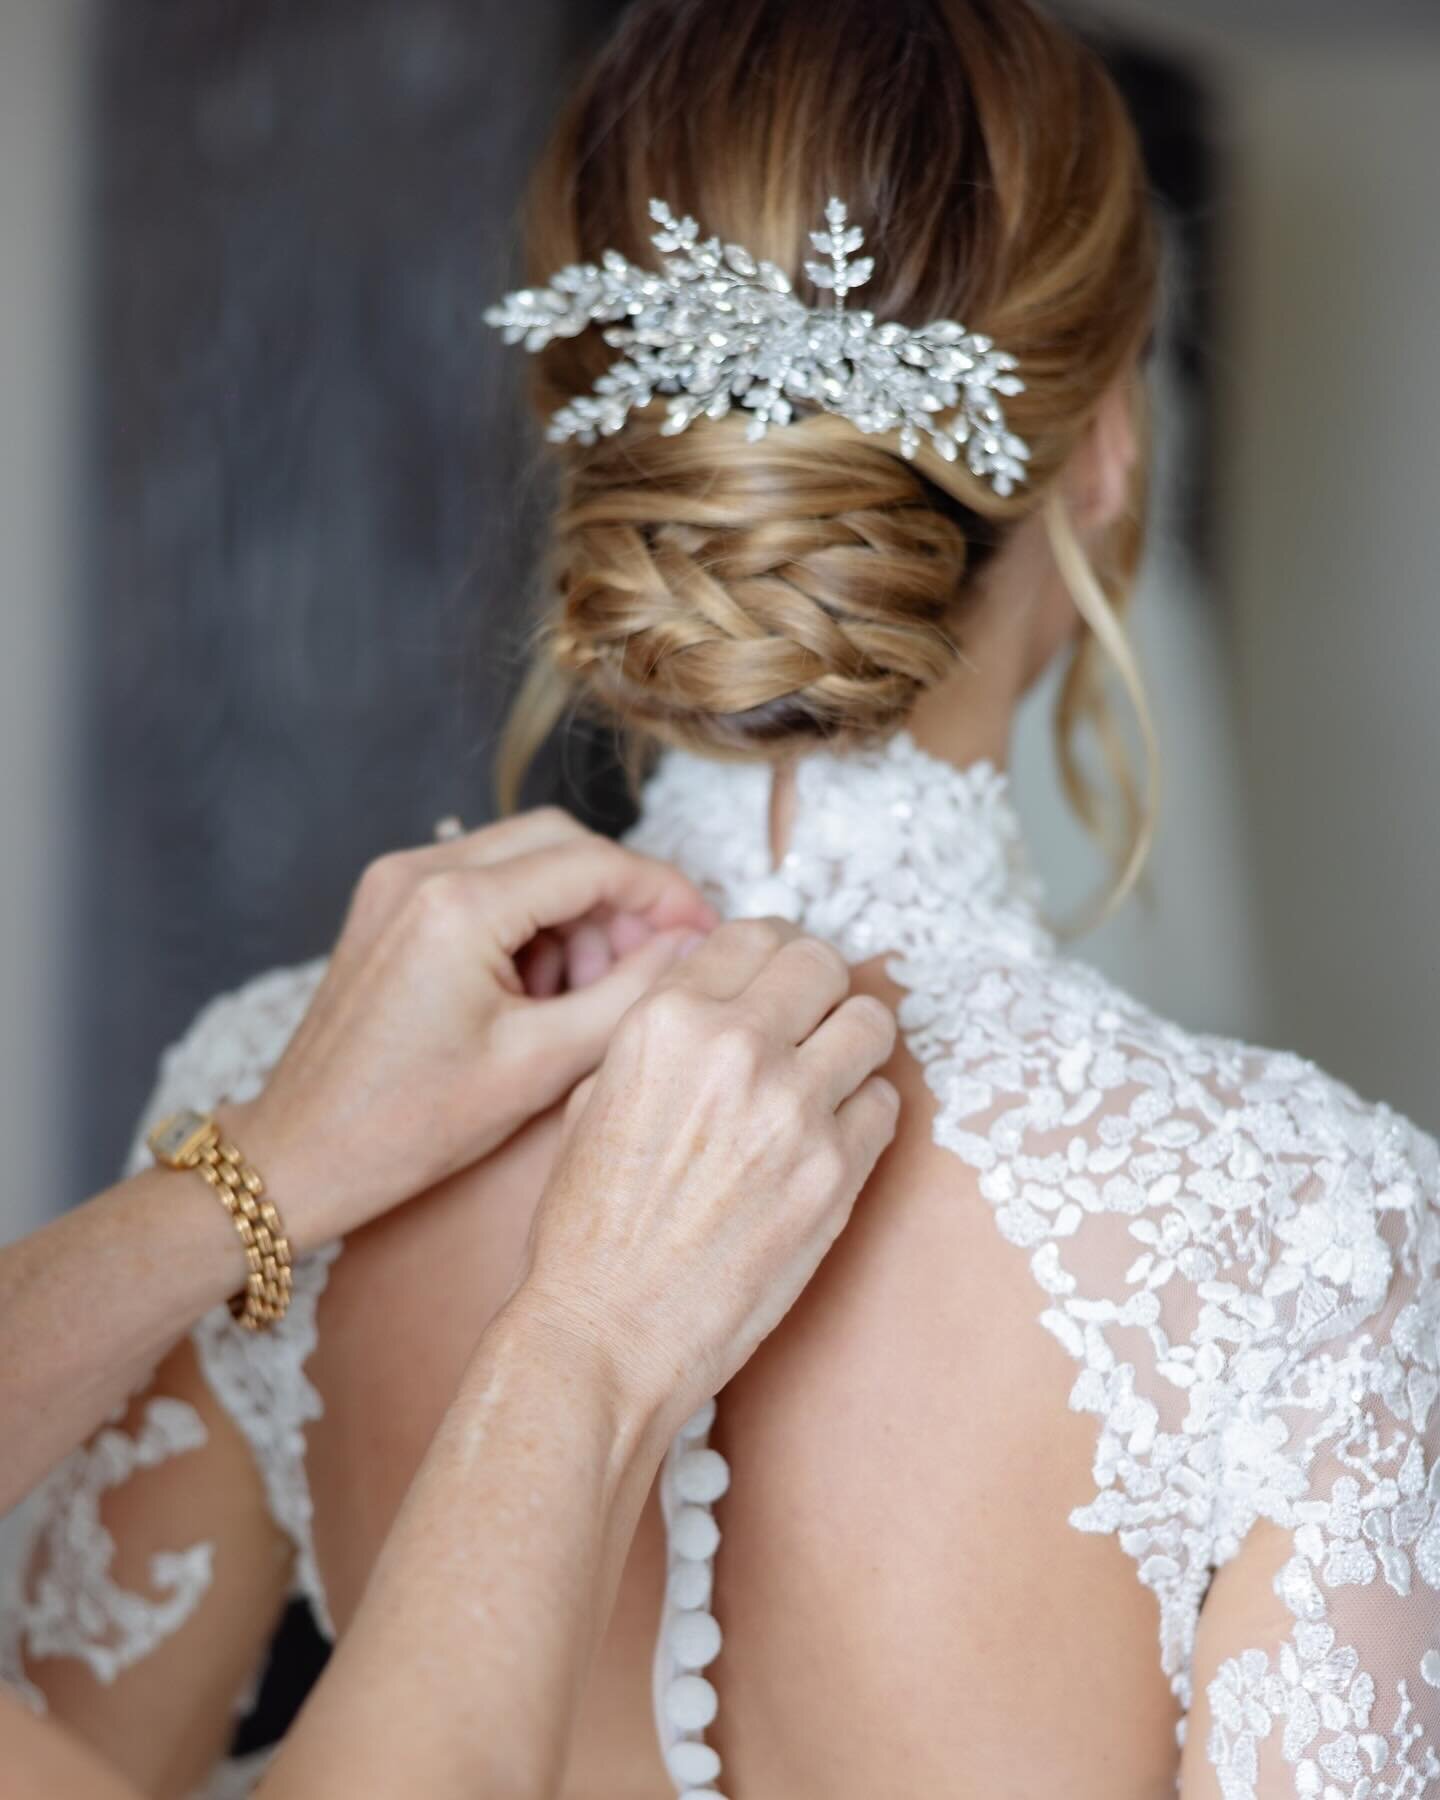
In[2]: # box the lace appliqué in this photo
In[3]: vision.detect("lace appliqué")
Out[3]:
[629,732,1440,1800]
[191,1241,341,1637]
[2,1397,214,1685]
[1206,1288,1440,1799]
[117,957,342,1637]
[0,955,340,1735]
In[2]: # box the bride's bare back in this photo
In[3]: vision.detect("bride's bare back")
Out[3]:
[306,953,1180,1800]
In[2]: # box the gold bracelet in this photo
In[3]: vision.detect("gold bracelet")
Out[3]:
[147,1108,294,1331]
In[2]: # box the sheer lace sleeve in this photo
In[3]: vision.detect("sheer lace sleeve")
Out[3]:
[0,960,330,1704]
[628,734,1440,1797]
[909,945,1440,1800]
[1191,1115,1440,1799]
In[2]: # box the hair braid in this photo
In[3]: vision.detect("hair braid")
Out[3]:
[546,417,973,753]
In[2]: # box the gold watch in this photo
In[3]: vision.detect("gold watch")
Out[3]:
[147,1108,293,1331]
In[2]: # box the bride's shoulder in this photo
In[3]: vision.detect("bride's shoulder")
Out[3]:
[121,957,329,1178]
[924,938,1439,1339]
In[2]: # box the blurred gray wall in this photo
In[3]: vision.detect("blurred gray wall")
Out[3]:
[1227,48,1440,1130]
[74,0,625,1198]
[0,0,91,1243]
[1079,0,1440,1132]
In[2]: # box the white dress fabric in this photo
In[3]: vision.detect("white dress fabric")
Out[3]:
[4,731,1439,1800]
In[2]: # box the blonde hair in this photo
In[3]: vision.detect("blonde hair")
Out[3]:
[498,0,1161,904]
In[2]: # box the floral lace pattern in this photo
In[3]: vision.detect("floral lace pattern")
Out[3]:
[1,1397,214,1687]
[5,733,1438,1800]
[117,957,341,1636]
[189,1240,341,1639]
[627,733,1440,1799]
[0,954,338,1798]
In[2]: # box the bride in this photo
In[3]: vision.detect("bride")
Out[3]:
[9,0,1439,1795]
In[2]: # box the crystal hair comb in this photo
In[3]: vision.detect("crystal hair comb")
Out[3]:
[485,197,1030,498]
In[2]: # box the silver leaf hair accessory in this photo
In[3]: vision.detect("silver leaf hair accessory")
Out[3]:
[485,197,1030,498]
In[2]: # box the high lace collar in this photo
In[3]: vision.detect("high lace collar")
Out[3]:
[630,729,1053,964]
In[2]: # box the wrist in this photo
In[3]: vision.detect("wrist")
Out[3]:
[479,1287,678,1470]
[211,1098,334,1256]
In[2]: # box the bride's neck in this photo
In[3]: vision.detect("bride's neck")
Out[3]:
[765,529,1062,865]
[905,653,1019,775]
[908,514,1069,774]
[765,657,1018,864]
[766,654,1017,855]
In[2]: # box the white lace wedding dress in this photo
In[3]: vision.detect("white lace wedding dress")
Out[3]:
[5,732,1439,1800]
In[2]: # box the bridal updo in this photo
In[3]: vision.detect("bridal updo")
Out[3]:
[543,422,976,752]
[499,0,1160,876]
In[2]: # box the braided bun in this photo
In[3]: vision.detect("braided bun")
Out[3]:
[498,0,1161,884]
[549,415,984,757]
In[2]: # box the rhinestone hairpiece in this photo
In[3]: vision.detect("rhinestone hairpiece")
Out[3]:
[485,197,1030,498]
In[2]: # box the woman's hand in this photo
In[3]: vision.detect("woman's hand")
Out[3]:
[508,918,900,1437]
[253,928,896,1800]
[225,808,717,1248]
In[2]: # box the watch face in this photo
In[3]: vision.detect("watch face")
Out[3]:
[151,1108,210,1164]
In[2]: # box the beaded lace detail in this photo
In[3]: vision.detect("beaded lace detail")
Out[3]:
[627,732,1440,1800]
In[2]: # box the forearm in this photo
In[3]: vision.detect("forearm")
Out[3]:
[0,1165,254,1508]
[0,1102,322,1509]
[0,1689,142,1800]
[259,1302,669,1800]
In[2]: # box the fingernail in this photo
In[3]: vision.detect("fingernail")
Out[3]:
[675,930,708,961]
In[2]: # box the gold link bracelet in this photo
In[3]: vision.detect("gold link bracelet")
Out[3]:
[146,1108,293,1330]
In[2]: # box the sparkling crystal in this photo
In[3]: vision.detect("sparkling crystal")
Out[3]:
[484,196,1028,495]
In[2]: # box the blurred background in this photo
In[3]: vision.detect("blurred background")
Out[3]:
[4,0,1440,1255]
